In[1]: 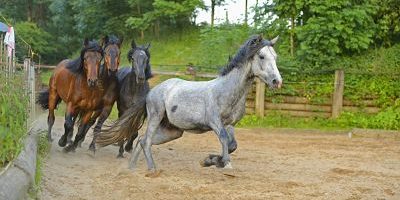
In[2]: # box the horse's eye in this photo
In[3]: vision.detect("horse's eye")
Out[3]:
[259,55,265,59]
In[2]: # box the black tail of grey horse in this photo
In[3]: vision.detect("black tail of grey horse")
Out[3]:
[97,97,147,146]
[97,35,282,175]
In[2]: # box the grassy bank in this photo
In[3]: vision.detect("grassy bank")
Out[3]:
[0,73,29,168]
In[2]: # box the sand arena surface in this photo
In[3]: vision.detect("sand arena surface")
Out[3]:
[41,117,400,199]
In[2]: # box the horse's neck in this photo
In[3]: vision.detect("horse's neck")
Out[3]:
[99,65,116,90]
[216,62,254,102]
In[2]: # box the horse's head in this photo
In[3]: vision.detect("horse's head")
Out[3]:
[249,35,282,89]
[102,35,123,76]
[128,39,151,84]
[82,38,103,88]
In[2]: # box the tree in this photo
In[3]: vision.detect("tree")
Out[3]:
[210,0,226,28]
[373,0,400,46]
[14,22,55,61]
[296,0,377,66]
[126,0,204,37]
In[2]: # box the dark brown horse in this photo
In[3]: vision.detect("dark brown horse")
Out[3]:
[37,37,121,152]
[70,35,123,153]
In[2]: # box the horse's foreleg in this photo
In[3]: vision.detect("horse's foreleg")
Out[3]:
[77,110,101,147]
[201,125,237,167]
[58,103,76,147]
[64,111,92,152]
[208,121,231,169]
[226,125,237,154]
[89,106,113,153]
[66,115,78,145]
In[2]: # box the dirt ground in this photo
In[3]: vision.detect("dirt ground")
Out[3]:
[40,117,400,200]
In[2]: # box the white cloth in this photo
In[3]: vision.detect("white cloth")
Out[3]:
[4,26,15,57]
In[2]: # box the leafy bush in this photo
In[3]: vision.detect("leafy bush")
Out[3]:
[0,72,29,167]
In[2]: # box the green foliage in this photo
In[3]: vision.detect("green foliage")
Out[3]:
[14,22,55,62]
[126,0,204,32]
[198,24,251,66]
[374,0,400,46]
[0,73,29,167]
[296,0,377,66]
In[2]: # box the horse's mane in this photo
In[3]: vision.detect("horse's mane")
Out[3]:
[220,35,272,76]
[127,45,153,80]
[104,35,121,48]
[66,40,103,74]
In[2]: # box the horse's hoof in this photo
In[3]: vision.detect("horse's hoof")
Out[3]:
[145,169,162,178]
[58,136,67,147]
[47,137,53,142]
[224,162,233,169]
[199,157,213,167]
[88,144,95,151]
[63,144,75,153]
[124,145,133,152]
[116,154,124,159]
[78,141,83,148]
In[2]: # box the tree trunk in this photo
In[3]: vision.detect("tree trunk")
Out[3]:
[244,0,248,25]
[211,0,215,28]
[27,0,33,22]
[137,0,144,39]
[290,15,295,57]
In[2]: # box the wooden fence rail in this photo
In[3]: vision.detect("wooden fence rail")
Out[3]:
[39,66,380,118]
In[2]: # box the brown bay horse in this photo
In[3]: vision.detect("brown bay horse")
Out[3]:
[70,35,123,153]
[37,36,121,152]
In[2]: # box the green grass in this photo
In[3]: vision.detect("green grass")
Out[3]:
[29,132,50,199]
[0,72,29,168]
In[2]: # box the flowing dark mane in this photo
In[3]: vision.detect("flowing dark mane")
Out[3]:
[127,45,153,80]
[66,40,103,74]
[220,35,272,76]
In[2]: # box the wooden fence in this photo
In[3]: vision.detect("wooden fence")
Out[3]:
[39,65,382,119]
[1,31,36,125]
[245,69,381,118]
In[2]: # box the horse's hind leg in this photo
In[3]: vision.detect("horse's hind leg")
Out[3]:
[129,125,183,171]
[125,131,139,152]
[47,87,60,142]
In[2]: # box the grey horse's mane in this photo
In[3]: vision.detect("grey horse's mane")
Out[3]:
[220,35,272,76]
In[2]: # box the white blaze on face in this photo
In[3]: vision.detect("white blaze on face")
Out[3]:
[252,45,282,88]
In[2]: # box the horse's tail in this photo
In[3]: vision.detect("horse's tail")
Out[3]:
[96,97,147,147]
[36,89,62,110]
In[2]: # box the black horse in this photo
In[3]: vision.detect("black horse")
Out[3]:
[114,39,152,157]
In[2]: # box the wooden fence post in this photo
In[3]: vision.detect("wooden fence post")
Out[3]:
[255,78,265,117]
[332,69,344,118]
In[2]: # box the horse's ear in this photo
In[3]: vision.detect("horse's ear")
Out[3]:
[131,39,137,49]
[145,43,151,50]
[250,35,263,46]
[270,35,279,46]
[83,38,89,47]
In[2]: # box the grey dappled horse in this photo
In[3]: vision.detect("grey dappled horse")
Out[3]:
[97,35,282,175]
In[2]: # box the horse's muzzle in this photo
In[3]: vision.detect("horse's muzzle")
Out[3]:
[88,79,98,88]
[272,79,282,89]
